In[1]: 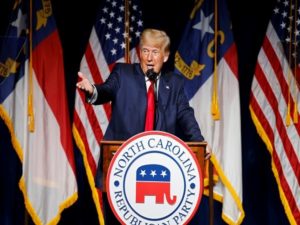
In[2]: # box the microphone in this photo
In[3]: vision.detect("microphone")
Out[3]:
[145,68,158,82]
[146,69,159,102]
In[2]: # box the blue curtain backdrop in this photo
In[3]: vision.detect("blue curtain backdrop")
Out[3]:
[0,0,290,224]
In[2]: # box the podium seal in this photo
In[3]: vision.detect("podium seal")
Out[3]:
[107,131,203,225]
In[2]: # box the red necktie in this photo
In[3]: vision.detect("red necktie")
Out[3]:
[145,81,155,131]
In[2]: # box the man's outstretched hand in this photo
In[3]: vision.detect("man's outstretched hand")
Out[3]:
[76,72,94,95]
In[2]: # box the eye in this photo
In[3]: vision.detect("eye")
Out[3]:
[142,49,149,55]
[152,50,160,56]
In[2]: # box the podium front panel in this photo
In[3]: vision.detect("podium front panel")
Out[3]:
[100,140,206,192]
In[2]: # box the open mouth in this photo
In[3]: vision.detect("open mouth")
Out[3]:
[147,65,154,70]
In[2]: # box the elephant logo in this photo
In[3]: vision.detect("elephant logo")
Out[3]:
[135,164,177,205]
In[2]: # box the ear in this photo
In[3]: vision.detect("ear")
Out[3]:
[163,53,170,63]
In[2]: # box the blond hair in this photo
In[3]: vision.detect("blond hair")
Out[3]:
[140,28,170,53]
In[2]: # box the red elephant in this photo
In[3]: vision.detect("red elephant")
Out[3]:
[135,164,177,205]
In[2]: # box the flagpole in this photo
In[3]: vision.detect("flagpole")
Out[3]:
[24,0,34,222]
[124,0,130,63]
[211,0,220,120]
[292,0,298,123]
[28,0,35,132]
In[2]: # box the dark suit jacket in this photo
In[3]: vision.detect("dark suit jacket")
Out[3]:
[93,63,204,142]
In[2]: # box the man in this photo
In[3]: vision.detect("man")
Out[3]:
[77,28,210,224]
[77,28,204,142]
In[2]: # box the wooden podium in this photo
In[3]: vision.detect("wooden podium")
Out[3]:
[100,140,214,225]
[100,140,207,191]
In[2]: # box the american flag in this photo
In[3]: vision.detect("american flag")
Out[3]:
[0,0,77,224]
[174,0,244,223]
[72,0,143,223]
[250,0,300,224]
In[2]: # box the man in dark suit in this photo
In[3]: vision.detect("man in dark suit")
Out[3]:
[77,28,210,224]
[77,28,204,142]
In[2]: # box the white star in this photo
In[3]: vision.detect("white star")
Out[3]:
[282,11,287,18]
[111,1,117,7]
[117,16,122,23]
[113,38,118,44]
[107,22,113,29]
[135,31,141,37]
[161,170,167,177]
[102,7,108,13]
[100,17,106,24]
[105,33,111,39]
[111,48,117,55]
[150,170,157,177]
[137,20,143,27]
[109,12,115,18]
[140,170,146,177]
[11,9,27,37]
[193,10,214,41]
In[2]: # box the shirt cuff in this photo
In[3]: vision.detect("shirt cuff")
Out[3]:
[86,84,98,104]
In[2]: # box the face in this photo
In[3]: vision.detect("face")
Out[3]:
[140,44,169,74]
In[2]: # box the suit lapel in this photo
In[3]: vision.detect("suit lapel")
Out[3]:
[158,72,171,108]
[135,64,147,96]
[154,72,171,131]
[134,64,147,121]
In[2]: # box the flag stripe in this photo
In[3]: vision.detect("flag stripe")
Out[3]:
[250,101,300,223]
[74,111,97,174]
[78,90,104,143]
[260,40,300,175]
[258,59,300,152]
[79,57,110,137]
[250,2,300,222]
[74,90,103,166]
[224,44,238,79]
[88,28,111,82]
[33,30,76,172]
[263,36,300,127]
[254,62,300,182]
[252,68,300,213]
[85,43,111,120]
[74,94,103,165]
[250,89,299,207]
